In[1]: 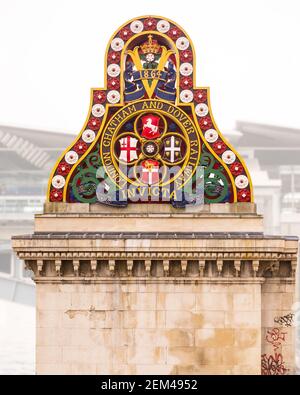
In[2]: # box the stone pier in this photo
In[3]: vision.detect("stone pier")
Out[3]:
[12,203,298,375]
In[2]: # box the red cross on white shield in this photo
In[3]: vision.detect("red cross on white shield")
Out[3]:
[119,136,138,162]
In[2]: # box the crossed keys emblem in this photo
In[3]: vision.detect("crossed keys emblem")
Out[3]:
[114,113,188,185]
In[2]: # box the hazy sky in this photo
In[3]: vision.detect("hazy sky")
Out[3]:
[0,0,300,134]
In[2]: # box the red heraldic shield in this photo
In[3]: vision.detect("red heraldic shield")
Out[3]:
[141,159,160,185]
[141,115,161,139]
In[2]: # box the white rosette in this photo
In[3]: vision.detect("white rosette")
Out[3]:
[65,150,79,165]
[107,64,120,77]
[235,175,249,189]
[204,129,218,143]
[195,103,208,117]
[130,20,144,33]
[180,62,193,76]
[157,20,170,33]
[176,37,190,50]
[111,37,124,51]
[92,104,105,118]
[180,89,193,103]
[107,90,120,104]
[52,175,65,189]
[82,129,96,143]
[222,150,236,165]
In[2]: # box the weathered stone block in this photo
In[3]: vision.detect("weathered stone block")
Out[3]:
[195,293,231,311]
[128,346,166,365]
[234,328,260,348]
[195,328,235,347]
[166,311,204,328]
[123,311,156,329]
[233,293,255,311]
[162,293,196,311]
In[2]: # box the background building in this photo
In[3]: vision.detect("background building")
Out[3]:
[0,125,74,306]
[231,121,300,237]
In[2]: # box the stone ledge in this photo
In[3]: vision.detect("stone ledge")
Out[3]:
[11,235,299,256]
[35,206,264,233]
[33,277,267,284]
[12,232,298,240]
[34,217,264,233]
[44,202,258,215]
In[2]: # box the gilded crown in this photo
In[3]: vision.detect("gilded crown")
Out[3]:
[140,35,161,54]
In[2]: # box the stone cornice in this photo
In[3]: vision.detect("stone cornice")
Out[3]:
[17,251,297,280]
[15,250,298,261]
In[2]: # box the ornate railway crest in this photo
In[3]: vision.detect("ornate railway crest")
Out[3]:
[48,16,253,206]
